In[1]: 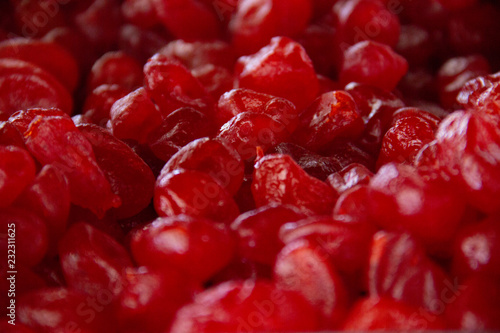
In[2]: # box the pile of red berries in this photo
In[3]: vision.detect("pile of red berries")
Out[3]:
[1,0,500,332]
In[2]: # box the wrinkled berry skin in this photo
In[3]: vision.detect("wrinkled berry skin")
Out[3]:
[235,36,319,111]
[0,145,36,207]
[154,169,240,224]
[252,154,338,215]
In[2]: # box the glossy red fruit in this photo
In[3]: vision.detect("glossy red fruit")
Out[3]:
[269,143,345,181]
[144,54,213,116]
[170,280,320,332]
[235,36,319,111]
[152,0,222,40]
[159,39,236,70]
[230,0,313,55]
[252,154,338,215]
[231,204,307,265]
[131,215,235,282]
[377,107,440,167]
[59,223,133,298]
[0,208,48,267]
[18,288,115,333]
[274,238,348,328]
[14,164,70,254]
[78,124,155,219]
[8,107,70,134]
[161,137,244,195]
[109,87,162,144]
[444,275,500,330]
[369,163,465,247]
[334,0,401,48]
[340,41,408,91]
[154,170,240,223]
[452,214,500,280]
[217,88,298,130]
[369,231,452,314]
[327,163,373,195]
[457,73,500,109]
[435,110,500,213]
[0,121,24,146]
[147,107,216,162]
[332,185,371,222]
[122,0,160,28]
[344,82,405,154]
[82,84,131,126]
[0,145,36,207]
[342,297,447,330]
[293,91,364,152]
[0,38,79,92]
[192,64,234,100]
[0,58,73,117]
[87,51,143,92]
[117,267,194,332]
[395,24,434,66]
[437,55,490,110]
[217,112,291,160]
[24,116,121,217]
[280,215,375,278]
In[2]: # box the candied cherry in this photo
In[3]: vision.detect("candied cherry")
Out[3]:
[18,287,115,333]
[82,84,131,126]
[170,280,320,332]
[377,107,440,167]
[192,64,234,100]
[368,163,465,247]
[117,266,194,332]
[14,164,70,254]
[437,55,490,110]
[159,39,236,70]
[152,0,222,40]
[457,72,500,109]
[293,90,364,152]
[147,106,216,162]
[340,40,408,91]
[144,53,213,116]
[0,58,73,117]
[452,214,500,281]
[0,208,48,267]
[435,110,500,213]
[0,38,79,92]
[274,238,348,328]
[109,87,163,144]
[333,0,401,48]
[154,169,240,223]
[369,231,452,314]
[59,222,133,298]
[252,154,338,215]
[229,0,313,55]
[9,107,70,135]
[444,275,500,330]
[395,24,435,66]
[216,88,298,130]
[217,111,291,160]
[0,145,36,207]
[327,163,373,195]
[131,215,235,282]
[0,121,24,146]
[231,204,307,265]
[161,137,244,195]
[235,36,319,111]
[122,0,160,28]
[87,51,143,92]
[24,115,121,217]
[342,297,447,330]
[78,124,156,219]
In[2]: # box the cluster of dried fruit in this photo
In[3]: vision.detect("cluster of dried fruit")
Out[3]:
[1,0,500,332]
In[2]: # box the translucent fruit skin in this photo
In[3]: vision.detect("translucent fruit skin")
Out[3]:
[154,169,240,224]
[131,215,235,283]
[340,40,408,91]
[169,280,320,333]
[24,116,120,217]
[235,36,319,111]
[0,145,36,207]
[252,154,338,215]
